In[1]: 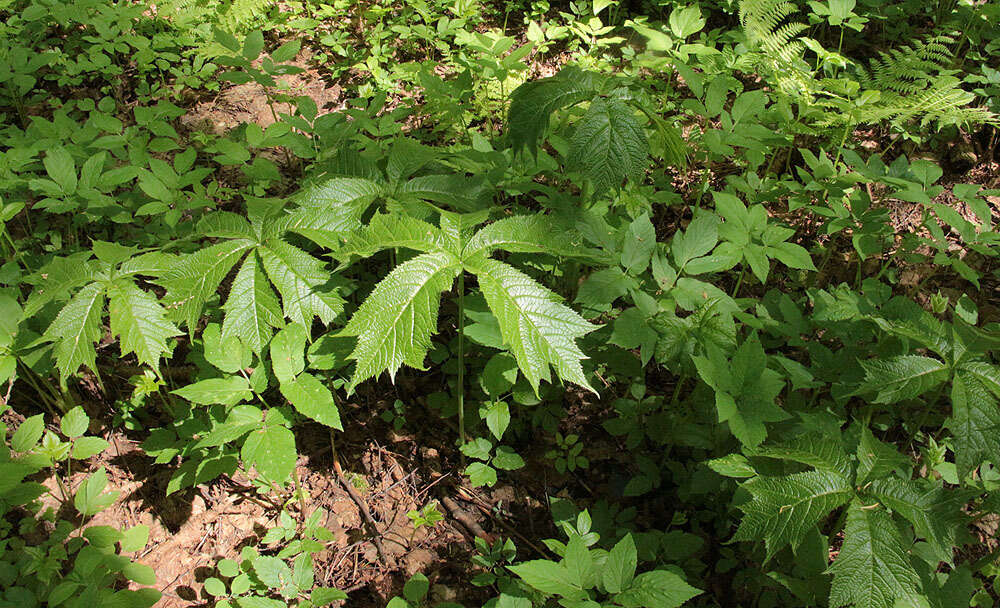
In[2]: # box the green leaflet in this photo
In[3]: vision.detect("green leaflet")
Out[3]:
[335,213,443,261]
[507,65,602,156]
[472,257,597,394]
[828,500,921,608]
[44,282,105,381]
[222,252,285,354]
[160,239,253,331]
[857,355,949,404]
[734,470,853,560]
[259,239,343,326]
[568,96,649,195]
[342,251,461,392]
[868,477,968,565]
[107,279,180,373]
[948,371,1000,479]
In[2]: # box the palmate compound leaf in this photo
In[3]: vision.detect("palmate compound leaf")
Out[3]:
[107,279,180,373]
[469,257,598,394]
[44,282,105,381]
[734,470,853,561]
[828,500,921,608]
[341,251,462,393]
[567,96,649,195]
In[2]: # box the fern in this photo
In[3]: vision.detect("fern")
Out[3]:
[738,1,997,131]
[739,0,816,99]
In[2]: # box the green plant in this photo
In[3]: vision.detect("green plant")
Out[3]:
[406,501,444,544]
[1,403,160,608]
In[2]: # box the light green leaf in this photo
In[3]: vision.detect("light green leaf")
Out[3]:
[621,213,656,275]
[44,147,77,195]
[71,436,109,460]
[242,424,296,482]
[484,401,510,440]
[74,467,119,516]
[342,251,460,393]
[270,323,307,384]
[159,240,252,331]
[828,500,921,608]
[604,534,637,594]
[508,560,586,600]
[44,282,105,381]
[280,373,342,430]
[222,253,284,354]
[472,258,597,395]
[12,414,45,452]
[172,376,252,406]
[669,5,706,38]
[734,470,853,560]
[615,570,702,608]
[769,241,816,271]
[61,406,89,438]
[108,279,180,373]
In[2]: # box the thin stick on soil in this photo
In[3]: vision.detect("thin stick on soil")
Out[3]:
[330,429,394,568]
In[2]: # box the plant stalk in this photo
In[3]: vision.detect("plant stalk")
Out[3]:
[457,272,466,454]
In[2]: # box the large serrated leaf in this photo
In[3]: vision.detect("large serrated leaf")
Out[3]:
[472,257,597,394]
[567,96,649,194]
[45,282,105,381]
[107,279,180,373]
[869,477,969,565]
[463,214,590,259]
[259,239,344,326]
[508,66,603,155]
[222,253,284,354]
[948,371,1000,479]
[857,355,948,404]
[397,174,488,211]
[342,251,460,392]
[734,470,853,560]
[159,240,252,331]
[335,213,443,260]
[828,500,921,608]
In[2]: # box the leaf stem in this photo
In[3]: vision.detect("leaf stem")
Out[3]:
[457,272,467,457]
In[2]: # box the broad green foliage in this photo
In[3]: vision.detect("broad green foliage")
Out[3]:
[334,211,598,395]
[2,1,1000,607]
[158,208,345,353]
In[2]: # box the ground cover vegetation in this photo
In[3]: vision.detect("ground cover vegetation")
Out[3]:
[0,0,999,606]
